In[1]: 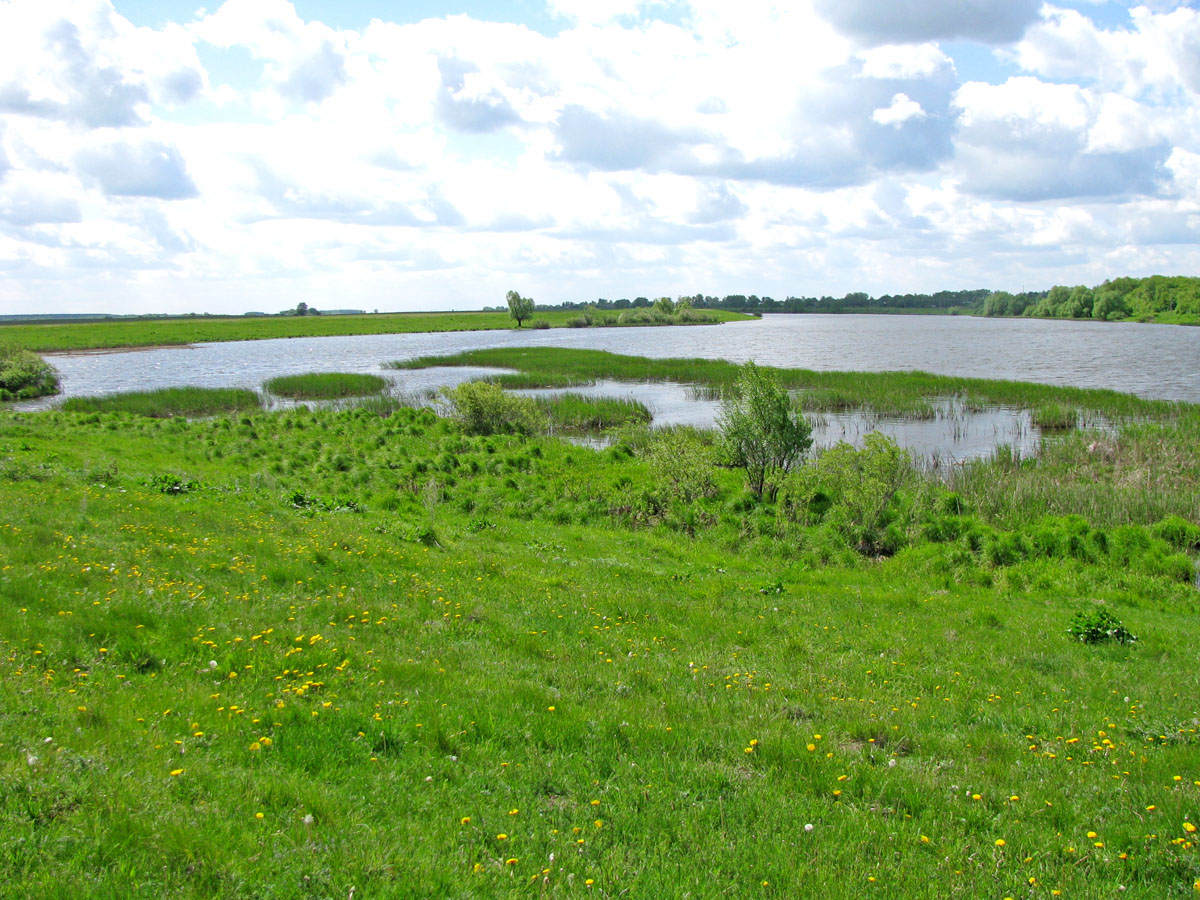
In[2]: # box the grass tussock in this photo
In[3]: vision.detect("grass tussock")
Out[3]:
[264,371,388,400]
[60,386,262,417]
[537,393,651,431]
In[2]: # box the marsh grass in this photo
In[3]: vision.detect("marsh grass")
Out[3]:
[60,386,261,417]
[1032,402,1080,430]
[263,371,388,400]
[536,393,651,431]
[391,347,1177,421]
[487,371,594,389]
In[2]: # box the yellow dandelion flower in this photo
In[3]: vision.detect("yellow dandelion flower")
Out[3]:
[594,819,603,829]
[590,799,600,806]
[496,833,508,840]
[505,858,518,866]
[509,808,519,816]
[585,879,594,886]
[807,743,816,752]
[1184,822,1197,834]
[461,817,471,825]
[994,839,1006,847]
[1086,831,1098,838]
[169,768,183,776]
[255,812,264,819]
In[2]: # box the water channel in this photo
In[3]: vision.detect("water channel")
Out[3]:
[17,314,1199,461]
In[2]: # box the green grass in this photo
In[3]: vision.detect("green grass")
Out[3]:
[59,387,262,417]
[2,365,1199,899]
[1032,402,1079,430]
[0,310,753,352]
[488,371,595,389]
[536,393,651,431]
[263,372,388,400]
[392,347,1181,421]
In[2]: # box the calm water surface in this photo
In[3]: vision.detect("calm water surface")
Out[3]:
[33,314,1198,403]
[18,315,1197,459]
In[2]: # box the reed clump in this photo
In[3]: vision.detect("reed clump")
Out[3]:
[264,372,388,400]
[537,393,651,431]
[61,386,261,417]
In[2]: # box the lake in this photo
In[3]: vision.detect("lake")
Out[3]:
[18,314,1198,460]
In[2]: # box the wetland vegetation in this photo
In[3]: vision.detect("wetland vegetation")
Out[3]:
[2,352,1198,899]
[263,373,389,401]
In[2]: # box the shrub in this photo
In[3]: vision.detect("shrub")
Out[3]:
[779,433,915,555]
[718,361,812,500]
[0,341,59,401]
[442,381,543,436]
[1067,606,1137,645]
[643,428,717,505]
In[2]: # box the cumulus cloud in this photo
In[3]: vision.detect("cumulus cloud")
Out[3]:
[0,19,148,127]
[872,93,927,127]
[0,184,82,226]
[953,78,1170,201]
[192,0,348,105]
[76,140,199,198]
[1013,5,1200,96]
[435,56,522,133]
[814,0,1040,45]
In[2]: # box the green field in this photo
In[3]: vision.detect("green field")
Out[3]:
[1,361,1198,899]
[0,309,752,353]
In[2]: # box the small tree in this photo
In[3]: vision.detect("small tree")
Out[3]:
[718,361,812,500]
[296,302,308,317]
[507,290,535,328]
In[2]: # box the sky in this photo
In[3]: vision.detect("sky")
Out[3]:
[0,0,1198,315]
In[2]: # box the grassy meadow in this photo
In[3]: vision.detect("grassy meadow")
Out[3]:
[0,309,751,353]
[1,359,1199,899]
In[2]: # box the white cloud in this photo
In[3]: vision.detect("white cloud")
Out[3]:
[76,138,198,199]
[872,93,927,127]
[857,43,953,80]
[953,78,1170,201]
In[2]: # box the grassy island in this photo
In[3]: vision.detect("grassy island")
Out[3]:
[1,358,1198,899]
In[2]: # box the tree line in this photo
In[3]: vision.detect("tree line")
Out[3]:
[981,275,1200,322]
[533,288,991,314]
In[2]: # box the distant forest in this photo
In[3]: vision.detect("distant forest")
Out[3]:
[547,288,991,314]
[554,275,1199,323]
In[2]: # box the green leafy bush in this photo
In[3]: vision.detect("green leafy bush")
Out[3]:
[442,381,543,436]
[0,342,59,401]
[1067,606,1137,645]
[779,433,916,555]
[643,427,718,505]
[718,361,812,500]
